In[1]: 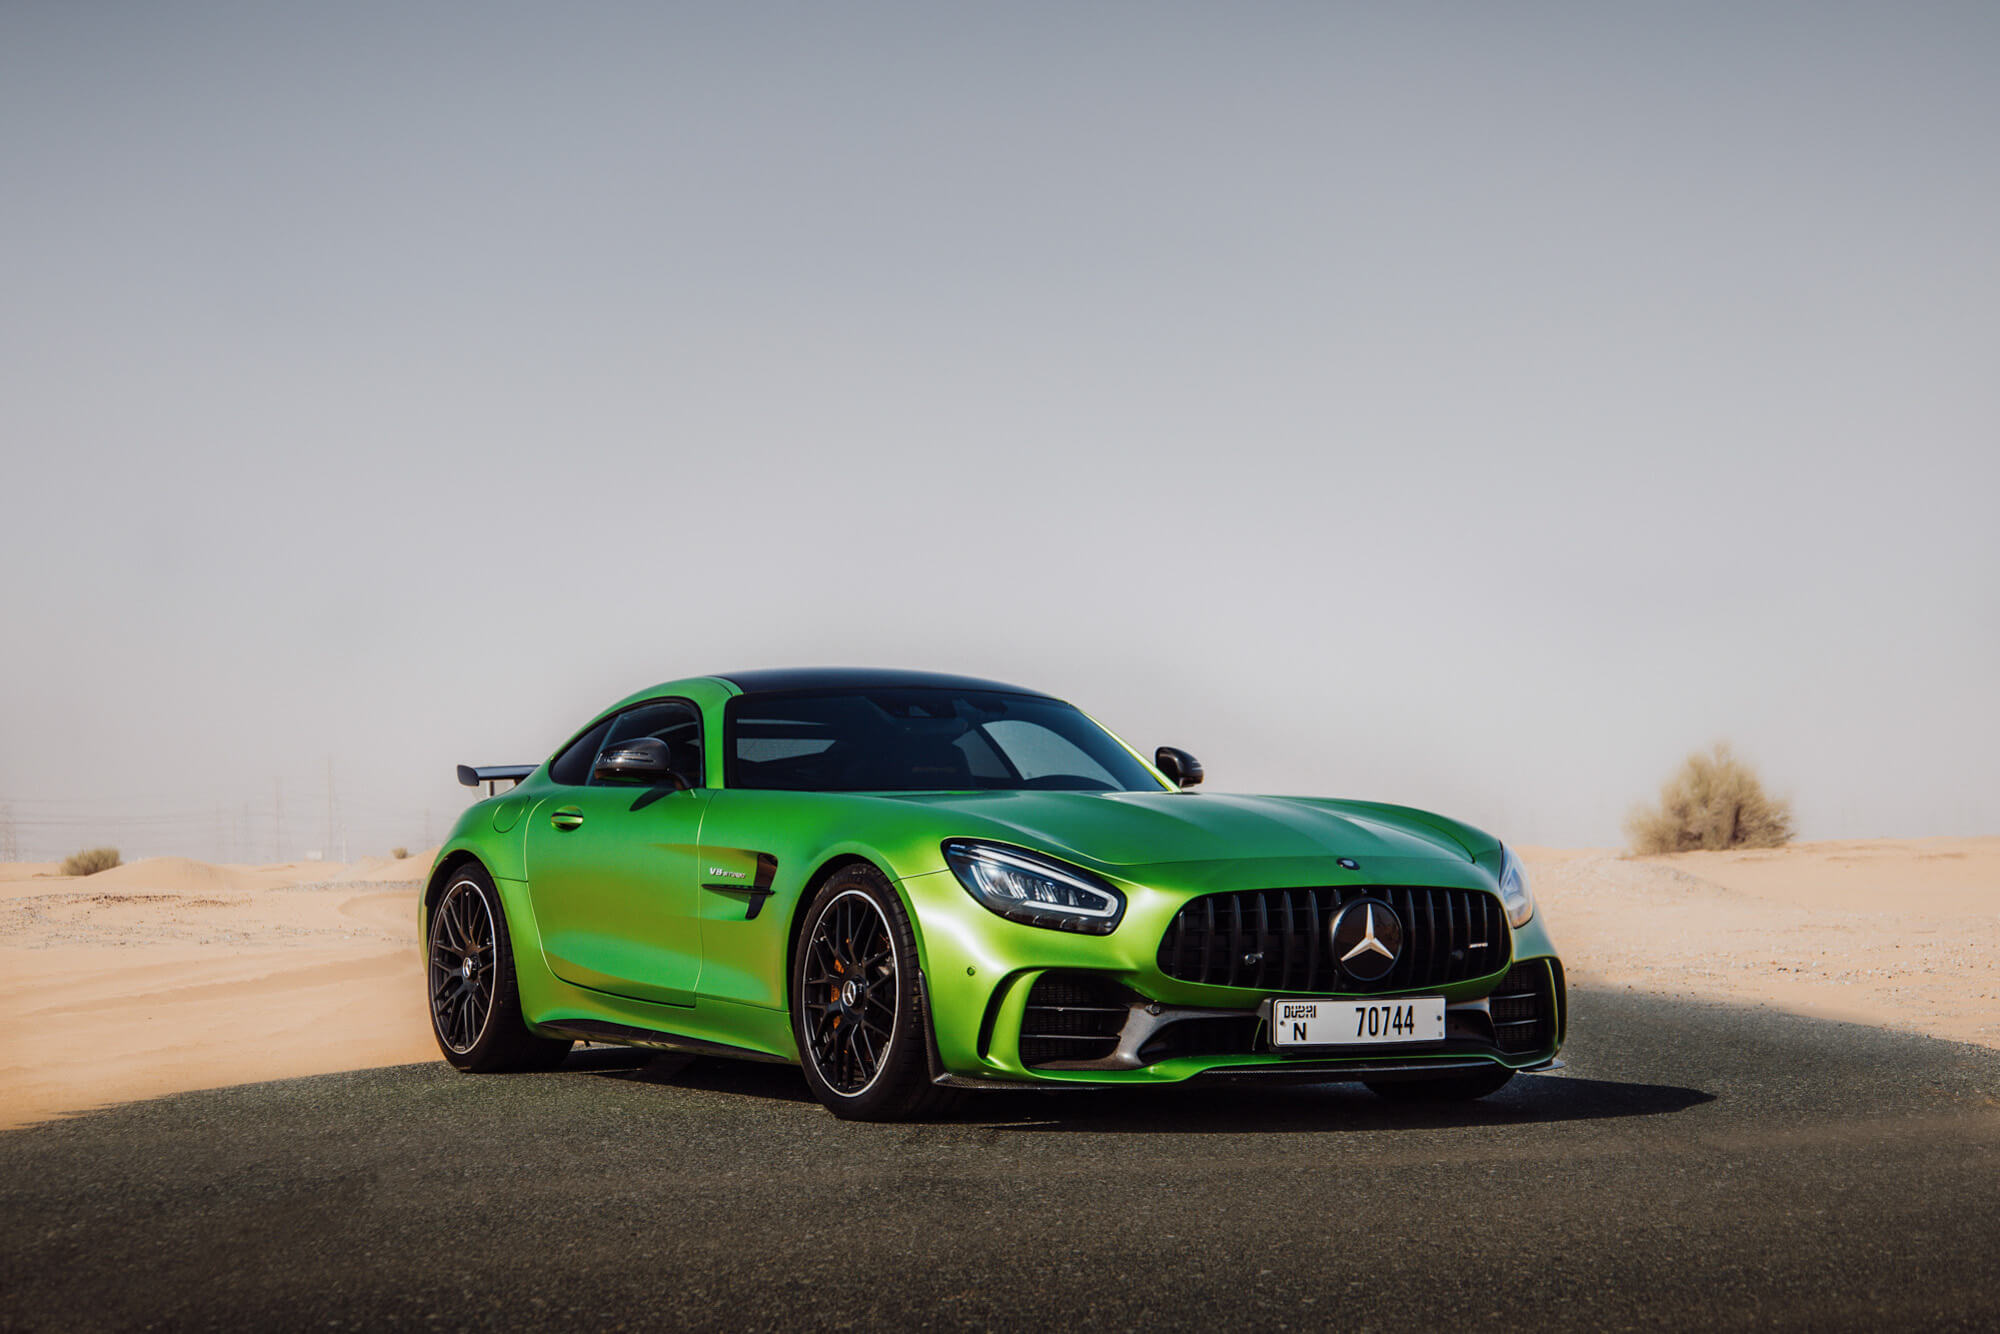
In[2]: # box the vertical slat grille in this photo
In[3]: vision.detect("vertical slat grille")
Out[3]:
[1277,890,1297,992]
[1201,896,1215,984]
[1394,887,1417,990]
[1226,895,1244,988]
[1155,885,1508,994]
[1458,888,1471,979]
[1423,888,1439,979]
[1305,890,1321,988]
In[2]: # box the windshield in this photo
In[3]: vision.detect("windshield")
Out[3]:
[723,689,1167,793]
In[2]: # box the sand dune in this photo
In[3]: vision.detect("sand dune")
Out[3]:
[0,838,1993,1131]
[339,854,443,884]
[73,856,278,896]
[0,855,440,1130]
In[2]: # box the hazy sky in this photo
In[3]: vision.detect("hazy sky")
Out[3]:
[3,3,1995,860]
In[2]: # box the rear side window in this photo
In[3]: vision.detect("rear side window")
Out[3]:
[548,718,614,787]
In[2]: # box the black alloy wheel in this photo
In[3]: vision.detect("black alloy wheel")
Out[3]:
[801,889,899,1095]
[792,864,959,1121]
[430,878,496,1054]
[426,863,572,1074]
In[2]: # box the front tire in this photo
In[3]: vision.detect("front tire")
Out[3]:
[1365,1066,1515,1102]
[792,864,957,1122]
[427,864,573,1074]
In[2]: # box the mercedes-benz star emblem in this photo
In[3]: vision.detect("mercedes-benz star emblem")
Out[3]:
[1329,898,1403,983]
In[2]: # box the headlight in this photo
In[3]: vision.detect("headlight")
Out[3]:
[1497,843,1534,929]
[942,840,1126,935]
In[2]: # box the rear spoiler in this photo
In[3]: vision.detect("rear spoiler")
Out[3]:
[457,764,536,795]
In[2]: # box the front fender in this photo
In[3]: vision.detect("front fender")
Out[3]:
[419,795,536,944]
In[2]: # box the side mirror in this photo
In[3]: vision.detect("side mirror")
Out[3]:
[1155,746,1204,789]
[593,737,688,788]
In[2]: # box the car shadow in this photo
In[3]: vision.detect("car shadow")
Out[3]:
[560,1047,1713,1130]
[566,1046,821,1104]
[968,1074,1715,1134]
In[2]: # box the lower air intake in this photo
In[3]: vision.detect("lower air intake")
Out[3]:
[1490,960,1559,1054]
[1018,973,1131,1067]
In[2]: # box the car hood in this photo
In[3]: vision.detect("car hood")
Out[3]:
[873,790,1485,883]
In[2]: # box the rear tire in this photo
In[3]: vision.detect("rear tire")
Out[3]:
[428,863,573,1074]
[792,863,960,1122]
[1365,1067,1514,1102]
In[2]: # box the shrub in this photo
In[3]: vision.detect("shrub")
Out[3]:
[62,846,123,876]
[1626,743,1794,854]
[391,847,409,860]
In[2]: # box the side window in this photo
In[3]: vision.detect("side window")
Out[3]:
[548,717,615,787]
[596,700,704,786]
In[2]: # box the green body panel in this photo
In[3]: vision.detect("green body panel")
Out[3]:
[423,675,1564,1084]
[522,786,708,1006]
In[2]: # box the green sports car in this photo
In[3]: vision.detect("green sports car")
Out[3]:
[425,668,1565,1120]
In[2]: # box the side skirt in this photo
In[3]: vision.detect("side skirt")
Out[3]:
[540,1018,794,1065]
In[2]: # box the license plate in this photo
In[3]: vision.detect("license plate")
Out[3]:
[1269,997,1446,1048]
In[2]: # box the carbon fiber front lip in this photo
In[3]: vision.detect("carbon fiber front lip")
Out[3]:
[1183,1058,1503,1086]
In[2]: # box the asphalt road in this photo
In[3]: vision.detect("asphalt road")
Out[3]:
[5,988,1999,1332]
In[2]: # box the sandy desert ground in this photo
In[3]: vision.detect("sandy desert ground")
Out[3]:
[0,854,440,1132]
[1528,837,2000,1050]
[1,836,1994,1131]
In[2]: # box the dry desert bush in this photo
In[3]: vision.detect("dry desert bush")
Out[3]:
[1626,743,1793,854]
[391,847,410,860]
[61,846,123,876]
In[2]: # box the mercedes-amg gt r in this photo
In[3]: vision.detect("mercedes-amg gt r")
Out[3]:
[424,668,1565,1120]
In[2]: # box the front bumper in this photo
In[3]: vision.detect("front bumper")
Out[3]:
[899,865,1566,1088]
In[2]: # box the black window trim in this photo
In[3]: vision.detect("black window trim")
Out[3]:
[548,696,707,790]
[546,715,617,788]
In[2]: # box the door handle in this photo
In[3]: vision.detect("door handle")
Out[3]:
[550,806,584,831]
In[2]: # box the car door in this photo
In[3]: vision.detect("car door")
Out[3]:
[522,698,709,1007]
